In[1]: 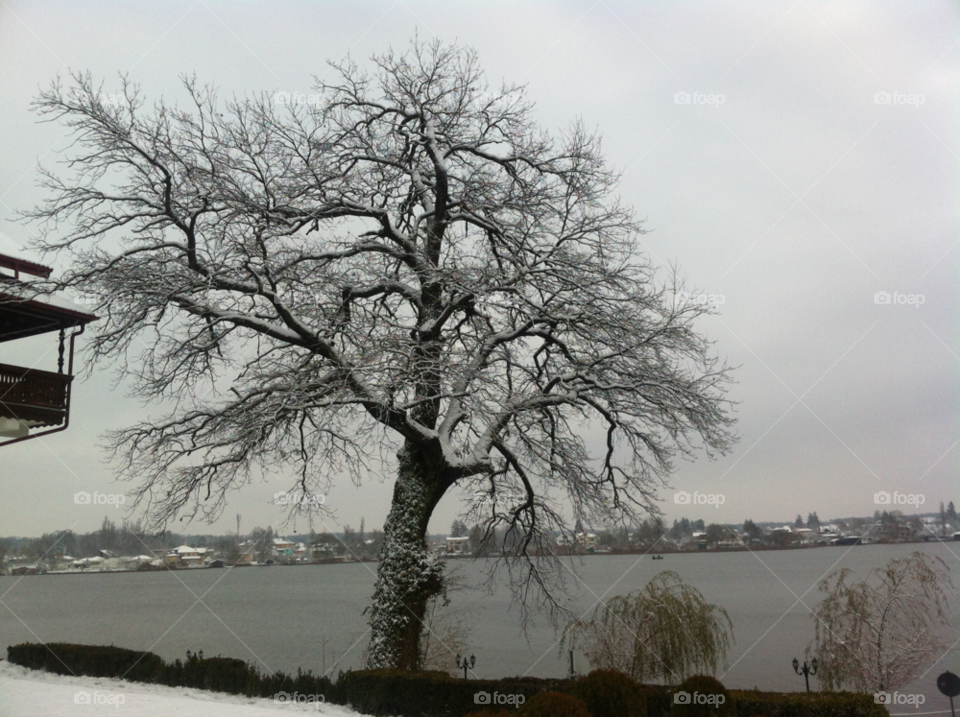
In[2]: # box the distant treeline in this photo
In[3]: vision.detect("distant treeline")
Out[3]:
[2,501,955,563]
[0,517,379,563]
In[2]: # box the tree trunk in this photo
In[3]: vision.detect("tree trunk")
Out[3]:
[366,441,448,669]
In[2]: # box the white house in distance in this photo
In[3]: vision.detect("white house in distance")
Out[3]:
[71,556,105,570]
[794,528,816,543]
[237,540,257,564]
[166,544,211,566]
[273,537,295,557]
[817,525,841,540]
[555,532,599,550]
[445,536,470,555]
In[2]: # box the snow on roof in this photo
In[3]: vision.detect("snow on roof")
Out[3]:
[0,276,98,322]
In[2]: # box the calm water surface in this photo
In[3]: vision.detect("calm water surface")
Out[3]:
[1,542,956,711]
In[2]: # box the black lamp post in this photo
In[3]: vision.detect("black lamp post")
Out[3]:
[792,657,818,692]
[456,653,476,679]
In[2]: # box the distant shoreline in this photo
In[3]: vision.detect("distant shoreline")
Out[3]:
[5,536,955,577]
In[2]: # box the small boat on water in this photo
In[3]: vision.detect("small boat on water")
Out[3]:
[651,555,665,560]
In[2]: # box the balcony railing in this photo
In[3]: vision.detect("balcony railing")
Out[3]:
[0,362,72,427]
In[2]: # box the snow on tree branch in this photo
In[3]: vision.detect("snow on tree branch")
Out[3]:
[21,39,736,666]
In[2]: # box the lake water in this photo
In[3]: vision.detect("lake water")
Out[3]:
[1,542,956,712]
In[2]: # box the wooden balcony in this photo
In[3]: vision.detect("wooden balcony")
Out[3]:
[0,362,72,428]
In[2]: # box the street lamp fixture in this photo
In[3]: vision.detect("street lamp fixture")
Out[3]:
[792,657,819,692]
[456,653,476,679]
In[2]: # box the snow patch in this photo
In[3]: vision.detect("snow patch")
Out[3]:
[0,660,372,717]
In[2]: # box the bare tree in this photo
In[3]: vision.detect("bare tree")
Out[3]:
[704,522,732,547]
[808,551,953,692]
[23,39,734,669]
[562,570,734,684]
[249,527,274,564]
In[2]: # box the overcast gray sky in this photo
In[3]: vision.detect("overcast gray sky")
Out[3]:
[0,1,957,539]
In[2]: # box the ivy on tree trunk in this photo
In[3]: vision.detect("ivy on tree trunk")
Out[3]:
[367,443,447,669]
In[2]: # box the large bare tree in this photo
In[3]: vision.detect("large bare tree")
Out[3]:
[23,40,734,669]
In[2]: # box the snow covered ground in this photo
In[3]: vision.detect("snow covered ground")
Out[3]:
[0,660,372,716]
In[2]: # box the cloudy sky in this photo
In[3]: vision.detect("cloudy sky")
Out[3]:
[0,1,956,539]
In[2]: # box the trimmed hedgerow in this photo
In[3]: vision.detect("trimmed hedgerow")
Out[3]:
[516,692,591,717]
[732,689,887,717]
[6,643,335,701]
[4,642,891,717]
[641,684,675,717]
[7,642,163,682]
[571,668,646,717]
[336,668,561,716]
[157,655,258,694]
[338,668,457,715]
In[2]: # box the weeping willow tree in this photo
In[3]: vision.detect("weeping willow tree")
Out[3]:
[562,570,733,684]
[808,551,953,692]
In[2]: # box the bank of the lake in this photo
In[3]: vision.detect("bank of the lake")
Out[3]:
[1,542,955,712]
